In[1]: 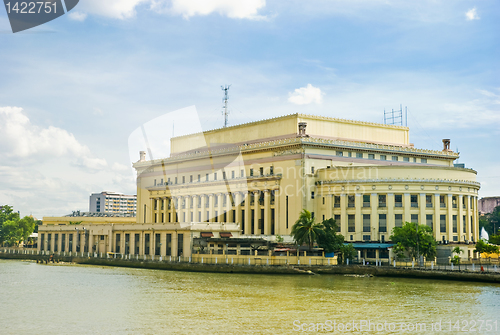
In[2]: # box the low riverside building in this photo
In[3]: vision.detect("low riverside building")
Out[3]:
[39,113,481,261]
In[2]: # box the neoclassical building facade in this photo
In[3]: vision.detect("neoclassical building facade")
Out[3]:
[39,113,480,259]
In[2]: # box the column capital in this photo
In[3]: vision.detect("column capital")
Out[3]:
[263,189,270,193]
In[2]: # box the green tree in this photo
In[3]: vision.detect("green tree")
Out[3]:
[489,234,500,245]
[474,239,499,254]
[0,206,36,246]
[339,243,357,264]
[451,246,463,265]
[0,206,20,244]
[480,206,500,236]
[316,218,344,253]
[390,222,437,259]
[291,209,324,250]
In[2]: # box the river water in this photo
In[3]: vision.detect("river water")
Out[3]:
[1,259,499,334]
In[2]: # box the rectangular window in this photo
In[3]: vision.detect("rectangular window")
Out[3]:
[182,176,185,183]
[426,195,433,208]
[395,214,403,228]
[363,214,371,232]
[453,215,458,233]
[336,151,343,157]
[311,166,314,174]
[426,214,433,230]
[222,171,226,180]
[452,196,457,208]
[403,157,409,162]
[363,195,370,207]
[144,234,150,255]
[198,174,201,182]
[54,234,58,252]
[380,155,387,160]
[356,152,363,158]
[392,156,398,161]
[348,195,355,208]
[395,194,403,207]
[214,173,217,181]
[322,197,325,205]
[270,166,274,175]
[348,215,355,232]
[368,154,375,160]
[421,158,427,163]
[348,152,352,157]
[134,234,140,255]
[440,195,446,208]
[206,173,209,181]
[241,169,244,177]
[413,157,417,163]
[378,194,386,208]
[411,194,418,208]
[334,215,341,232]
[311,192,315,199]
[411,214,418,223]
[440,215,447,233]
[232,171,235,179]
[190,175,193,183]
[363,235,370,241]
[379,214,387,232]
[177,234,183,256]
[250,169,253,176]
[260,167,264,176]
[334,196,341,208]
[166,234,172,256]
[125,234,130,254]
[115,234,120,253]
[463,215,467,233]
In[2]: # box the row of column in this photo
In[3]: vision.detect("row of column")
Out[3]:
[324,193,478,242]
[150,190,277,235]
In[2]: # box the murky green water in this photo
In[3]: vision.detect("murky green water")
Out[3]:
[1,259,499,334]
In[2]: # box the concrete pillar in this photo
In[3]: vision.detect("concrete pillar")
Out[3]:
[403,193,411,223]
[340,194,347,236]
[235,192,242,226]
[458,194,464,242]
[447,194,453,242]
[388,193,395,237]
[244,192,251,235]
[370,193,377,240]
[217,193,223,223]
[355,194,362,241]
[473,196,479,242]
[264,189,270,235]
[226,193,232,222]
[209,194,215,222]
[434,194,440,241]
[419,193,426,228]
[253,191,260,235]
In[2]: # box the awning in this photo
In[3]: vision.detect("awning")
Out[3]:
[200,232,214,237]
[349,243,394,249]
[274,248,296,252]
[219,232,232,238]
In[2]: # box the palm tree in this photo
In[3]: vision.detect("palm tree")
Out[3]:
[291,209,324,251]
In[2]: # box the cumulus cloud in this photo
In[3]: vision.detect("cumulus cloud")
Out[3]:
[167,0,267,20]
[79,0,149,19]
[288,84,324,105]
[69,11,88,22]
[465,7,479,21]
[0,106,107,170]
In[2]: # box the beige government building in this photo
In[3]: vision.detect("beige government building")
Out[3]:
[38,113,481,260]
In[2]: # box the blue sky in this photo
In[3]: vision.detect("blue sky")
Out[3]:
[0,0,498,218]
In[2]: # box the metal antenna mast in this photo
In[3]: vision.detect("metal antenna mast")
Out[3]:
[221,85,231,128]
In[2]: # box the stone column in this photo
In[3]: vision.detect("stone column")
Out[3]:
[235,192,242,226]
[264,189,270,235]
[458,194,464,242]
[226,193,232,223]
[388,193,395,237]
[434,194,440,241]
[217,193,223,223]
[244,192,251,235]
[419,193,426,228]
[473,196,479,242]
[209,194,215,222]
[172,232,178,257]
[254,191,260,235]
[201,195,207,222]
[370,193,377,240]
[108,230,113,253]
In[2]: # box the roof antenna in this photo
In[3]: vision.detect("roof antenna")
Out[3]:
[221,85,231,127]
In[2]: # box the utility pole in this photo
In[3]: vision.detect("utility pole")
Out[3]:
[221,85,231,128]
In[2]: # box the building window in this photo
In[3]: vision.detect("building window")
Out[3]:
[421,158,427,163]
[250,169,253,176]
[413,157,417,163]
[260,167,264,176]
[411,194,418,208]
[426,195,433,208]
[395,194,403,207]
[363,235,370,241]
[363,195,370,207]
[378,194,386,208]
[270,166,274,175]
[231,171,235,179]
[403,157,409,162]
[198,174,201,182]
[241,169,244,177]
[182,176,185,183]
[214,173,217,181]
[348,195,355,208]
[356,153,363,158]
[368,154,375,160]
[348,152,352,157]
[175,177,178,184]
[452,196,457,208]
[426,214,433,230]
[311,166,314,174]
[379,214,387,232]
[380,155,387,160]
[411,214,418,224]
[453,215,458,233]
[440,195,446,208]
[440,215,447,233]
[334,215,341,232]
[392,156,398,161]
[311,192,315,199]
[348,215,355,232]
[395,214,403,228]
[334,196,341,208]
[336,151,343,157]
[463,215,467,233]
[206,174,209,181]
[322,197,325,205]
[363,214,371,232]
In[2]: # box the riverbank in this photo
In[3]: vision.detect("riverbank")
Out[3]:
[2,252,500,283]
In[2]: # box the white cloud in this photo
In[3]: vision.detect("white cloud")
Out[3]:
[465,7,479,21]
[167,0,267,20]
[0,106,107,170]
[68,11,88,22]
[288,84,324,105]
[80,0,149,19]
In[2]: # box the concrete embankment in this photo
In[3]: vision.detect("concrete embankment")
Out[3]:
[2,253,500,283]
